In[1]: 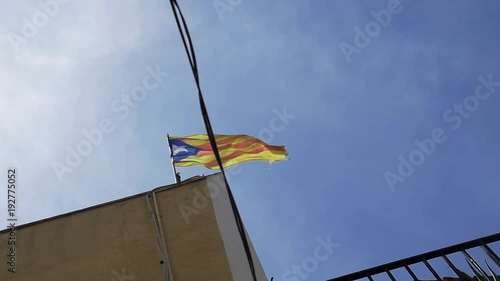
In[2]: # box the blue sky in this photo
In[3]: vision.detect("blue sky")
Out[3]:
[1,0,500,280]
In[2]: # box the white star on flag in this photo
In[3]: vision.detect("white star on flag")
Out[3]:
[172,144,188,156]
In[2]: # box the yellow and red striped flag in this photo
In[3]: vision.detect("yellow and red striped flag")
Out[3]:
[167,134,289,169]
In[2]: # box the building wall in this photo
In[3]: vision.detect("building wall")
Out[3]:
[0,173,268,281]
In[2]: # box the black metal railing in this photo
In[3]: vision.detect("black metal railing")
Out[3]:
[327,233,500,281]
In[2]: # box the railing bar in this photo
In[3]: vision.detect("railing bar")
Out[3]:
[385,269,397,281]
[441,254,467,281]
[366,274,374,281]
[423,259,443,281]
[461,249,490,280]
[480,242,500,267]
[403,263,419,281]
[324,234,500,281]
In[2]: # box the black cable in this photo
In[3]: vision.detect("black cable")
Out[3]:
[167,1,258,280]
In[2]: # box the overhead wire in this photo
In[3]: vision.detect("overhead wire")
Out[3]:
[167,0,258,280]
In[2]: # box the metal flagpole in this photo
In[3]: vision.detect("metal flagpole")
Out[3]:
[166,134,180,184]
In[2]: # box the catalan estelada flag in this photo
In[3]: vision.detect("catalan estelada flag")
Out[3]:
[167,134,289,169]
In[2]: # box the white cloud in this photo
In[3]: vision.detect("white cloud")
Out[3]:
[0,0,165,224]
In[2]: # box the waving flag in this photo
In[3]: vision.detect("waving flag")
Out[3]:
[167,134,289,169]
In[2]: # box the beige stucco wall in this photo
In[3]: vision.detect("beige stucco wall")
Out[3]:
[0,174,266,281]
